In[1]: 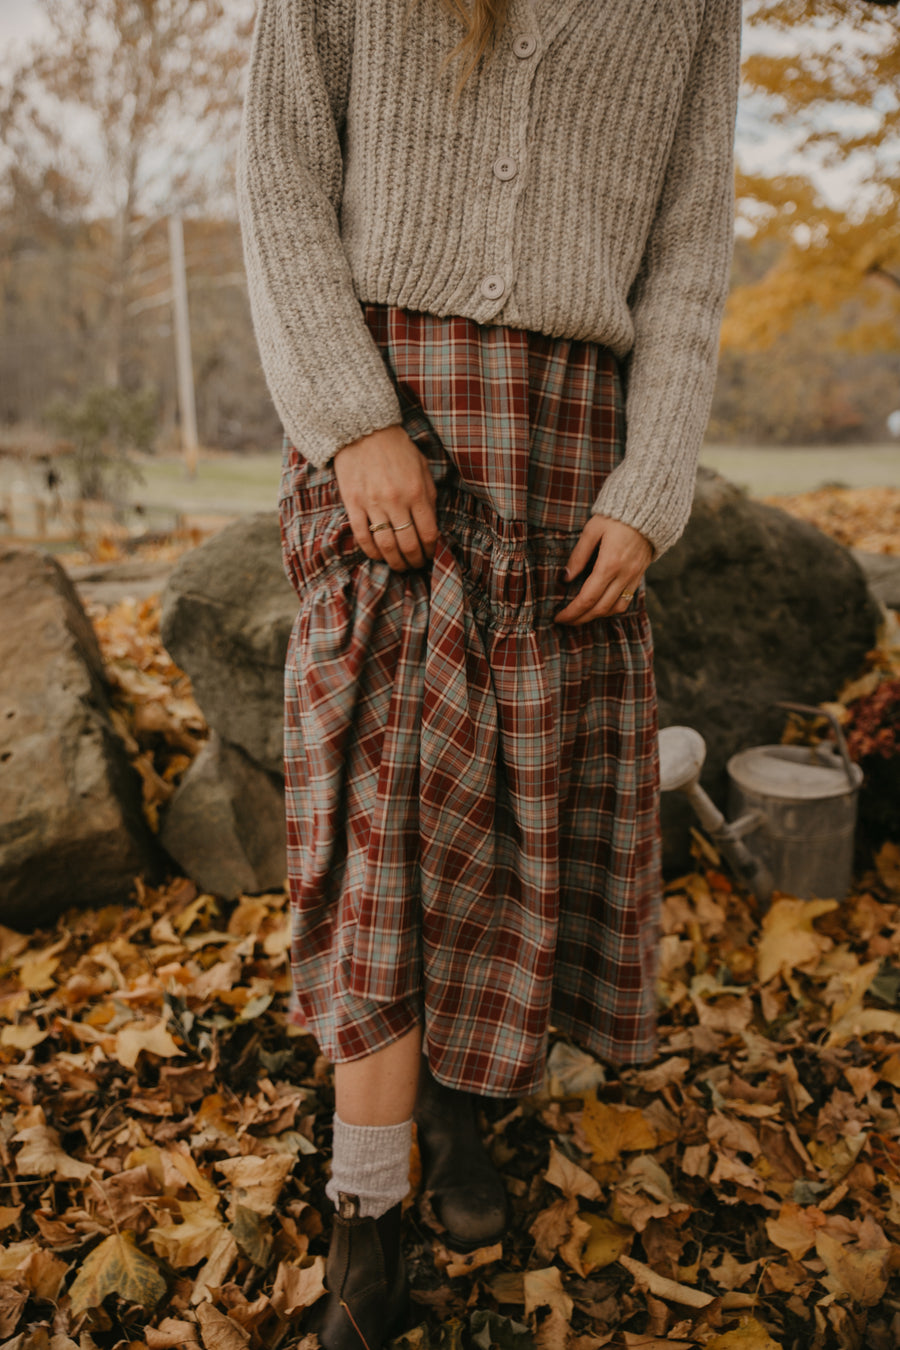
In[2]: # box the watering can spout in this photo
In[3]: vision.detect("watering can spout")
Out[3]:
[659,726,774,905]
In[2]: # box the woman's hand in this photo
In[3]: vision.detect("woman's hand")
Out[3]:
[333,423,439,571]
[554,514,653,625]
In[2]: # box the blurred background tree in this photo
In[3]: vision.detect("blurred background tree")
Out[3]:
[1,0,249,388]
[724,0,900,354]
[0,0,280,493]
[45,383,157,499]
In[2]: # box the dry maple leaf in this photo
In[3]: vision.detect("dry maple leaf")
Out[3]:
[0,1283,28,1339]
[231,1204,274,1268]
[269,1255,327,1316]
[195,1301,251,1350]
[523,1265,573,1321]
[815,1215,892,1307]
[543,1040,606,1096]
[625,1057,691,1093]
[68,1231,167,1315]
[215,1153,294,1217]
[158,1142,223,1209]
[703,1251,760,1292]
[148,1209,229,1268]
[0,1242,41,1283]
[544,1141,602,1200]
[11,1124,96,1181]
[0,1207,22,1234]
[92,1163,161,1232]
[618,1253,713,1308]
[15,948,62,992]
[0,1022,49,1051]
[826,1005,900,1047]
[765,1201,854,1261]
[530,1196,580,1264]
[557,1210,594,1277]
[115,1017,185,1069]
[611,1155,691,1234]
[756,897,838,986]
[574,1213,632,1274]
[11,1247,67,1302]
[581,1095,658,1165]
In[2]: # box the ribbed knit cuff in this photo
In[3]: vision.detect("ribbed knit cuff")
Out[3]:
[591,459,695,561]
[325,1113,413,1219]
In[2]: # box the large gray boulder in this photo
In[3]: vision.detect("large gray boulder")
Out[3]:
[159,469,881,888]
[159,733,286,900]
[160,514,295,776]
[650,468,880,801]
[0,544,160,927]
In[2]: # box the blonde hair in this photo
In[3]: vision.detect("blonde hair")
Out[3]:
[404,0,512,101]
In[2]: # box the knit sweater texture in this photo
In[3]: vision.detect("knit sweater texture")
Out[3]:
[236,0,741,558]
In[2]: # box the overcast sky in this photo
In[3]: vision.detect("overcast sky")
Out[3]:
[0,0,892,217]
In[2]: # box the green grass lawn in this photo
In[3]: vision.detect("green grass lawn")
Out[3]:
[699,442,900,496]
[130,450,283,515]
[19,442,896,524]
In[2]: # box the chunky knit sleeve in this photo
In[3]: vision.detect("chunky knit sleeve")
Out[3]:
[235,0,402,467]
[590,0,741,559]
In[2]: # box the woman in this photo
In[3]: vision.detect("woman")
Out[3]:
[236,1,741,1345]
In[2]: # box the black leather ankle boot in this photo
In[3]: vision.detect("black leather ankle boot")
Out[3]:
[414,1064,509,1251]
[311,1193,408,1350]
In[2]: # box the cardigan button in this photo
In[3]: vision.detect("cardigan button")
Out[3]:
[493,156,518,181]
[480,274,505,300]
[512,34,537,58]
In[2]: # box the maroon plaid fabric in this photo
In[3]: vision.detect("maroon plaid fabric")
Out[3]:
[279,303,662,1097]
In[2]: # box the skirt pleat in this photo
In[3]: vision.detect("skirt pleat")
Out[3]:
[278,303,662,1097]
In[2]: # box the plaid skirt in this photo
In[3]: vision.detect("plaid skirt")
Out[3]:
[278,302,662,1098]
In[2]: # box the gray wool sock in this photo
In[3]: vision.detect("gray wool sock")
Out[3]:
[325,1113,413,1219]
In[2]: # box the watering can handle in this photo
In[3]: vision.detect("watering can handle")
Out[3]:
[772,700,857,789]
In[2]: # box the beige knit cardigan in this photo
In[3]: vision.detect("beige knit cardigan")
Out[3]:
[236,0,741,558]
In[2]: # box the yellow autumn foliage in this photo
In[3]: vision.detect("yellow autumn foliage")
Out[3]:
[726,2,900,352]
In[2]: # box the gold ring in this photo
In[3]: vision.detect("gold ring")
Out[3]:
[369,521,391,533]
[620,590,635,601]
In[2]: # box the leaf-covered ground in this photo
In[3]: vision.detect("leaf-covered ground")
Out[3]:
[760,486,900,557]
[2,487,899,1350]
[3,830,900,1350]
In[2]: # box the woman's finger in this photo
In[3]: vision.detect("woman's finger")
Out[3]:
[556,575,620,624]
[367,480,439,571]
[556,569,646,623]
[409,497,440,561]
[345,499,384,561]
[611,584,638,614]
[556,514,652,623]
[562,516,605,580]
[333,426,441,572]
[569,587,638,625]
[386,518,422,567]
[368,518,410,571]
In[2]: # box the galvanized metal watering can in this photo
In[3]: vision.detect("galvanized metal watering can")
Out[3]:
[659,701,863,904]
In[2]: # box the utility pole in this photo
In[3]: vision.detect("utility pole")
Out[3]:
[168,213,199,479]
